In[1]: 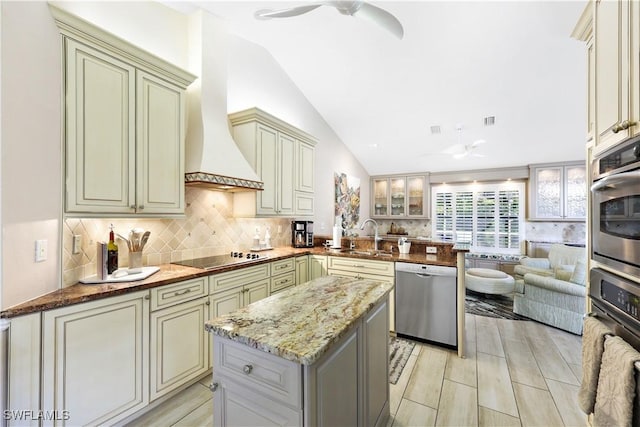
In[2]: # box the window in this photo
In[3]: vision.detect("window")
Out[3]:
[432,182,525,253]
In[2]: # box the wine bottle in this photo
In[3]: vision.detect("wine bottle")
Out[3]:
[107,224,118,274]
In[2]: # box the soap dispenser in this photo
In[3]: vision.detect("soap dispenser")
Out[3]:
[253,227,260,249]
[264,227,272,249]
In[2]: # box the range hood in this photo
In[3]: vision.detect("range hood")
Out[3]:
[184,10,263,192]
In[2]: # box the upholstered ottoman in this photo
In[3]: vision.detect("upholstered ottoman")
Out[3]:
[465,268,515,295]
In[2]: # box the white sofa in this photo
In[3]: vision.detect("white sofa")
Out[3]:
[513,244,587,335]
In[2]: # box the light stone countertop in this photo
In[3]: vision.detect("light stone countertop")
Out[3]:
[205,275,394,365]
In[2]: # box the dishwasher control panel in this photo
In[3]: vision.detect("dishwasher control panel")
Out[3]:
[395,262,457,276]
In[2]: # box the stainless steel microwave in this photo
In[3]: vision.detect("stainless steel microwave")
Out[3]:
[591,135,640,277]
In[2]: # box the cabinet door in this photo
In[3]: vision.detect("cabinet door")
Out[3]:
[295,255,309,285]
[210,289,242,318]
[363,299,390,427]
[278,133,296,215]
[407,175,426,217]
[595,0,633,148]
[532,166,563,219]
[150,297,209,401]
[256,125,279,215]
[312,328,359,426]
[8,314,41,427]
[372,178,389,217]
[309,255,328,280]
[42,291,149,426]
[390,177,406,217]
[564,165,587,219]
[297,141,315,193]
[65,38,136,214]
[245,279,270,305]
[136,71,185,214]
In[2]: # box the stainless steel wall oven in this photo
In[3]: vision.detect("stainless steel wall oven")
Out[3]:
[591,134,640,277]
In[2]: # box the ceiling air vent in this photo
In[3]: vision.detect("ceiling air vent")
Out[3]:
[484,116,496,126]
[430,125,441,134]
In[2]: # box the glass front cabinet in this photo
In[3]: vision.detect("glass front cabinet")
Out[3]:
[528,161,587,221]
[371,174,429,219]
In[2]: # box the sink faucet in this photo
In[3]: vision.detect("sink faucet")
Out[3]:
[360,219,382,251]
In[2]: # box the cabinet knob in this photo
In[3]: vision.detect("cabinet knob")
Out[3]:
[144,294,150,300]
[205,300,211,306]
[243,364,253,375]
[209,382,219,392]
[130,205,137,210]
[138,205,145,210]
[612,120,636,133]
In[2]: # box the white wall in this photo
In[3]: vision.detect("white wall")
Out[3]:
[226,36,370,236]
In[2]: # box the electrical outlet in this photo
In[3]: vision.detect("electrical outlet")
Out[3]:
[35,239,48,262]
[426,246,437,254]
[72,235,82,254]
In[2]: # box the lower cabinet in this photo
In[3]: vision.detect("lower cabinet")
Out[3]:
[149,296,209,401]
[309,255,328,280]
[42,291,150,426]
[212,296,389,427]
[8,313,41,427]
[295,255,309,286]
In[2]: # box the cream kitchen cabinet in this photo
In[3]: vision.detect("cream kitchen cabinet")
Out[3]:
[230,108,317,217]
[295,255,309,286]
[572,2,596,143]
[7,313,41,427]
[528,162,587,221]
[149,278,209,401]
[309,255,328,280]
[42,290,150,426]
[594,0,640,152]
[52,6,195,216]
[371,174,429,219]
[327,256,396,332]
[271,257,296,294]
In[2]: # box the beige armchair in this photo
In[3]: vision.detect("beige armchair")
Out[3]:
[513,244,587,335]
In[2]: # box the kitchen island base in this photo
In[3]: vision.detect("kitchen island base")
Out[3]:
[211,292,390,427]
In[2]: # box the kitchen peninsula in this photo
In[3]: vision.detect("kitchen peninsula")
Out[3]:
[206,275,394,427]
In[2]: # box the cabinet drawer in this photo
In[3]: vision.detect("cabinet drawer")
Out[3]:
[271,258,295,275]
[270,271,296,294]
[151,278,208,311]
[210,264,270,294]
[327,256,395,277]
[213,337,302,408]
[327,269,395,285]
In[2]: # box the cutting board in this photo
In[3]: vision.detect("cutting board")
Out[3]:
[80,266,160,284]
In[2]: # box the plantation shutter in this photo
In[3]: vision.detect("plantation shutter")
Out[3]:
[455,191,473,243]
[476,191,496,249]
[435,191,454,241]
[498,190,520,250]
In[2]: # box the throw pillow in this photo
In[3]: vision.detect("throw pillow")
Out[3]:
[555,269,573,282]
[570,259,587,286]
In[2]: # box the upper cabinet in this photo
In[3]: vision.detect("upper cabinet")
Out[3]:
[51,6,196,216]
[593,0,640,152]
[528,162,587,221]
[230,108,317,217]
[371,174,429,219]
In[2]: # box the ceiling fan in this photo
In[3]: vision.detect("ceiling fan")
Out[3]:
[254,1,404,39]
[440,124,487,159]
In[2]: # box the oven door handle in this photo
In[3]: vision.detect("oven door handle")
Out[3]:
[591,170,640,192]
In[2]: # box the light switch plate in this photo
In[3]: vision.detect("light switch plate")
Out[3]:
[35,239,48,262]
[426,246,437,254]
[72,235,82,254]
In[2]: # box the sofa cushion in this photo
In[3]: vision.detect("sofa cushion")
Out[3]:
[548,244,586,270]
[555,269,573,282]
[570,259,587,286]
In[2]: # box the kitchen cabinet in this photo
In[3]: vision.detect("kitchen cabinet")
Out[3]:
[8,314,41,427]
[231,108,317,217]
[528,162,587,221]
[572,3,596,143]
[593,0,640,152]
[309,255,328,280]
[42,290,150,426]
[466,258,519,276]
[52,7,196,216]
[295,255,310,286]
[327,256,396,332]
[149,278,209,401]
[371,174,429,219]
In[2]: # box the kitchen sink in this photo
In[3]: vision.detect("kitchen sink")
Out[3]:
[341,250,394,258]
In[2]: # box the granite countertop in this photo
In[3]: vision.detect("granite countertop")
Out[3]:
[1,242,463,319]
[205,275,394,365]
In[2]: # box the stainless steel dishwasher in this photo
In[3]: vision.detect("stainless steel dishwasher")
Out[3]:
[395,262,457,348]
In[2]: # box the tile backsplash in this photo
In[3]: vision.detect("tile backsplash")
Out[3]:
[62,188,293,286]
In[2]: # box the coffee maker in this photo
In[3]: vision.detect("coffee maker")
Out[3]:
[292,221,314,248]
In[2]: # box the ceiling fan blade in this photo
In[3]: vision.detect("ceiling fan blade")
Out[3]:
[471,139,486,147]
[442,144,465,155]
[453,152,469,159]
[352,2,404,39]
[255,4,323,20]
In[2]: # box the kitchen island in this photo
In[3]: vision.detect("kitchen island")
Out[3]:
[205,275,394,427]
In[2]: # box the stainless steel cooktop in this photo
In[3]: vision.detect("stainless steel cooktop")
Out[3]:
[173,252,269,270]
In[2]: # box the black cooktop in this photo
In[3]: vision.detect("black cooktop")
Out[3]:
[173,252,269,270]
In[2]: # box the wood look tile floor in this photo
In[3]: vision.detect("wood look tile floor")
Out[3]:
[126,314,585,427]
